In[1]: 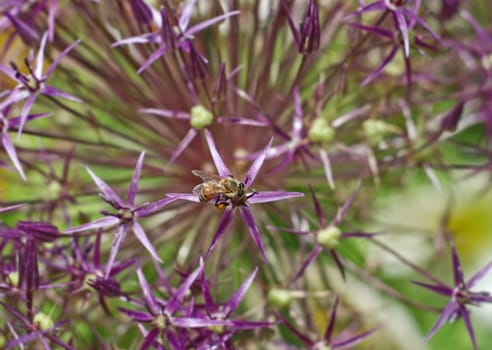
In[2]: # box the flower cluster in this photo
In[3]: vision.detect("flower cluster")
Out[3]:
[1,1,492,349]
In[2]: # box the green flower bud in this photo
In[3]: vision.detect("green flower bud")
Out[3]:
[267,288,292,310]
[363,119,390,145]
[33,312,54,331]
[308,118,335,143]
[317,225,341,249]
[7,271,19,287]
[190,105,213,130]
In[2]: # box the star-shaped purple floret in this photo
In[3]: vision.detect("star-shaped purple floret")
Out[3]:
[412,237,492,350]
[167,129,304,263]
[64,151,177,278]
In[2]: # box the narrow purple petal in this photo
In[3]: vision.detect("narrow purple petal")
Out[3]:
[9,112,52,128]
[167,261,204,314]
[345,21,394,38]
[330,249,346,281]
[467,261,492,289]
[141,327,160,350]
[333,181,361,226]
[128,151,145,206]
[461,306,478,350]
[165,128,198,169]
[35,32,49,78]
[132,221,162,263]
[361,45,399,86]
[292,245,323,282]
[2,132,26,180]
[449,238,465,286]
[392,11,409,57]
[86,167,125,208]
[243,138,273,188]
[136,197,178,217]
[276,312,314,346]
[48,0,57,41]
[118,307,154,322]
[41,86,82,102]
[64,216,120,234]
[402,8,443,44]
[332,326,380,349]
[225,267,258,317]
[292,87,304,134]
[309,185,326,227]
[205,208,234,259]
[423,301,458,343]
[216,116,268,127]
[411,280,453,297]
[105,224,128,278]
[171,317,233,328]
[342,1,386,21]
[205,128,231,177]
[0,203,25,213]
[178,0,198,30]
[137,46,169,74]
[45,39,81,78]
[324,296,339,343]
[319,149,335,190]
[18,92,38,138]
[136,263,160,315]
[281,0,300,45]
[112,33,157,47]
[139,108,191,120]
[186,11,240,37]
[240,207,268,264]
[247,191,304,204]
[166,193,200,203]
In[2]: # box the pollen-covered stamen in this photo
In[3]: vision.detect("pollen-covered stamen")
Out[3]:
[153,313,170,331]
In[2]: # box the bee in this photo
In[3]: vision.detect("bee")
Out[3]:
[192,170,246,207]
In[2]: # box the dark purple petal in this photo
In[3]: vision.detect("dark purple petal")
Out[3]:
[3,12,40,44]
[132,221,162,263]
[411,281,453,297]
[309,185,327,228]
[461,306,478,350]
[342,1,386,21]
[136,197,178,217]
[276,312,314,346]
[205,208,234,259]
[137,46,170,74]
[18,92,39,137]
[361,45,399,86]
[440,101,464,132]
[292,245,323,282]
[19,235,39,292]
[330,249,346,281]
[243,137,273,188]
[166,261,204,314]
[0,203,25,213]
[402,8,443,45]
[205,129,231,177]
[64,216,120,234]
[136,262,160,315]
[171,317,233,328]
[86,167,125,208]
[17,221,60,242]
[165,128,198,169]
[332,326,380,349]
[345,21,394,38]
[324,296,339,343]
[225,267,258,317]
[118,307,154,323]
[128,151,145,206]
[139,108,191,120]
[247,191,304,204]
[423,300,458,343]
[449,238,465,287]
[105,224,128,279]
[129,0,153,25]
[333,180,361,226]
[141,327,160,350]
[240,207,268,264]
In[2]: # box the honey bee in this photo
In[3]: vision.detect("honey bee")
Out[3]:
[192,170,246,207]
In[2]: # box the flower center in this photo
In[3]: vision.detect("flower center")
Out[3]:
[317,225,341,249]
[190,105,213,130]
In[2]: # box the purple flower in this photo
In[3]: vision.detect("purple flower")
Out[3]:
[282,0,320,54]
[344,0,443,86]
[0,32,81,137]
[119,259,235,349]
[167,129,304,263]
[112,2,240,74]
[277,296,379,349]
[275,182,376,281]
[64,151,177,278]
[191,266,274,349]
[413,237,492,350]
[0,106,50,180]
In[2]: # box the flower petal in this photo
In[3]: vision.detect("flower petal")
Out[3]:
[247,191,304,204]
[243,137,273,188]
[205,128,231,177]
[86,167,125,208]
[240,207,268,264]
[128,151,145,206]
[132,221,162,263]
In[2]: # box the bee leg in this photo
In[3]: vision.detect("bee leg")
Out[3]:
[246,189,259,199]
[214,195,229,208]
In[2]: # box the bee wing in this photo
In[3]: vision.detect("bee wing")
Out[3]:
[192,183,204,195]
[192,170,223,182]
